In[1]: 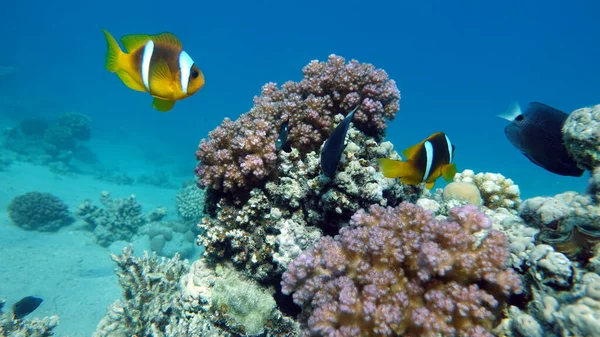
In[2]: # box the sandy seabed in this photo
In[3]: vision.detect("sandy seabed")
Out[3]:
[0,161,180,337]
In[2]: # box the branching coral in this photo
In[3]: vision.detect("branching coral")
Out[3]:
[93,246,189,337]
[281,202,522,337]
[199,127,415,282]
[76,191,146,246]
[195,54,400,198]
[0,299,60,337]
[7,191,73,231]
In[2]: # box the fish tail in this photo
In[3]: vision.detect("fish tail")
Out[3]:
[378,158,413,179]
[102,29,123,72]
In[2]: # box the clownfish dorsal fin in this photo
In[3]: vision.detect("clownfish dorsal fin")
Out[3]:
[402,143,421,159]
[152,32,182,48]
[120,34,153,53]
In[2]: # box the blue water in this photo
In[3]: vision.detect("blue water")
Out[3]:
[1,0,599,334]
[4,0,598,198]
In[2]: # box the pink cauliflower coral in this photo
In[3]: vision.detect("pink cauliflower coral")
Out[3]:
[281,203,522,337]
[195,54,400,198]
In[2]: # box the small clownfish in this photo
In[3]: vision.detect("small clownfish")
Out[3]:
[102,29,205,112]
[378,132,458,189]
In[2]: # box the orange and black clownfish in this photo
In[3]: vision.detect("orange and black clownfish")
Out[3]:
[102,29,205,112]
[378,132,458,189]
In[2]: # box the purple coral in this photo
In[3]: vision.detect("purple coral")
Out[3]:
[281,202,522,337]
[195,54,400,197]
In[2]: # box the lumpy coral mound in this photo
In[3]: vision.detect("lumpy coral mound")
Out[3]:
[195,54,400,198]
[281,202,522,337]
[7,191,73,231]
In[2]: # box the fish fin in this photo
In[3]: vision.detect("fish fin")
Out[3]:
[425,181,435,189]
[441,163,458,182]
[497,102,522,121]
[116,70,147,92]
[149,59,173,86]
[102,29,123,72]
[152,98,175,112]
[402,143,421,159]
[378,158,415,179]
[152,32,183,48]
[120,34,153,53]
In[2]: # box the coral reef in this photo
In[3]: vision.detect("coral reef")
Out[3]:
[140,219,198,259]
[76,191,152,247]
[175,182,206,225]
[2,111,96,172]
[199,126,417,282]
[520,191,600,260]
[94,247,298,337]
[7,191,74,231]
[454,170,521,211]
[93,246,189,337]
[137,170,176,188]
[562,103,600,171]
[443,181,483,206]
[57,112,91,141]
[281,202,522,337]
[497,244,600,337]
[195,54,400,199]
[0,299,59,337]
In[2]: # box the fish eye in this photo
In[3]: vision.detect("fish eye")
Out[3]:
[515,115,525,122]
[191,70,199,79]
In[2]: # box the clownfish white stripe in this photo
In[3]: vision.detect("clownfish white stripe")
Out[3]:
[445,134,453,163]
[179,50,194,94]
[141,40,155,91]
[423,141,434,182]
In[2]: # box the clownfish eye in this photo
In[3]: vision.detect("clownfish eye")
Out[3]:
[191,70,199,79]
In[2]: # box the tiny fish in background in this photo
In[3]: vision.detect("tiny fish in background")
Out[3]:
[499,102,584,177]
[320,106,359,178]
[102,29,205,112]
[12,296,43,320]
[275,120,291,152]
[378,132,457,189]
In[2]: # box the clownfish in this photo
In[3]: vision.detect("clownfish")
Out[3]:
[378,132,457,189]
[102,29,205,112]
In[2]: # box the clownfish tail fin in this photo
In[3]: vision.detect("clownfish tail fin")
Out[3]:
[378,158,413,179]
[102,29,123,73]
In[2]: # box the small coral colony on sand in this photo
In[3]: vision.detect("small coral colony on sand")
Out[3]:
[102,30,583,184]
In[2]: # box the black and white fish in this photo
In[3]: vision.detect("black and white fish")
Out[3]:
[320,106,358,178]
[499,102,584,177]
[275,121,291,152]
[12,296,43,320]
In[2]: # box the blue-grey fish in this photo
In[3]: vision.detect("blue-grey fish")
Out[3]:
[275,121,290,152]
[499,102,584,177]
[12,296,43,320]
[320,106,358,178]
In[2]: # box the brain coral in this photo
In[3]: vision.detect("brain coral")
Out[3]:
[195,54,400,198]
[281,202,522,337]
[8,192,73,231]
